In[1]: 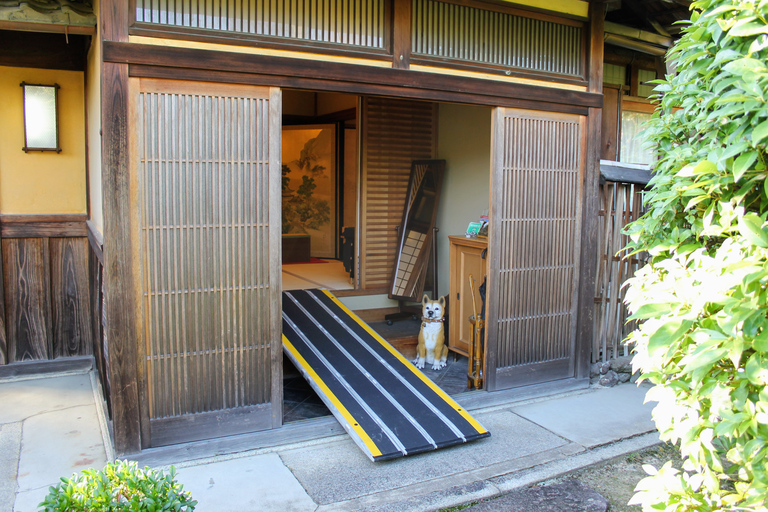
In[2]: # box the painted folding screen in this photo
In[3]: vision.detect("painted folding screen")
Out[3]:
[135,80,282,446]
[359,98,437,290]
[486,108,585,391]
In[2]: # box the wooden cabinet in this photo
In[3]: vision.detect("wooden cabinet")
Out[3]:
[448,236,488,357]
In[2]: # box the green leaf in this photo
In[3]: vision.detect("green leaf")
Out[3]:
[730,21,768,37]
[746,353,768,385]
[630,303,675,320]
[682,347,728,375]
[647,319,691,358]
[733,152,758,182]
[753,119,768,144]
[755,329,768,352]
[738,213,768,248]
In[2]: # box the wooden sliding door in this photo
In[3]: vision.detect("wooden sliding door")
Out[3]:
[134,79,282,446]
[486,107,586,391]
[359,97,437,290]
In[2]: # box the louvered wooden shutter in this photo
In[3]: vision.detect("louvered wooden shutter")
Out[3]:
[359,98,437,290]
[486,107,586,390]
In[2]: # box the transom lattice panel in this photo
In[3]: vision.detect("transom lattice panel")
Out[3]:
[134,0,387,49]
[412,0,584,79]
[138,84,275,421]
[491,109,584,375]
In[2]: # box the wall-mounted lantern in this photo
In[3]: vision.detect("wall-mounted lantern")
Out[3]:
[21,82,61,153]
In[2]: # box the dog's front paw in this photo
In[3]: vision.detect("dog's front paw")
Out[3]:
[414,357,426,369]
[432,361,446,370]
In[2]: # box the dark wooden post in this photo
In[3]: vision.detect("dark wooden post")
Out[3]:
[575,0,606,380]
[100,0,142,455]
[392,0,411,69]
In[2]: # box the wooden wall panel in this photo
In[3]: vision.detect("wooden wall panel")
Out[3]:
[359,97,437,289]
[3,238,52,363]
[50,238,93,358]
[0,243,5,365]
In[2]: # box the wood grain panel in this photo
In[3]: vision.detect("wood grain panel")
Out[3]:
[359,97,437,289]
[0,240,5,365]
[89,243,110,411]
[50,238,92,358]
[3,238,51,363]
[0,215,88,238]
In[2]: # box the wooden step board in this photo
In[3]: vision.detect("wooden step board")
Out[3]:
[281,289,490,462]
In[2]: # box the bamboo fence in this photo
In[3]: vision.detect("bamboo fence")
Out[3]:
[592,179,648,363]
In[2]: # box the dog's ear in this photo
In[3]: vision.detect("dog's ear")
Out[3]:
[438,296,446,307]
[422,294,429,305]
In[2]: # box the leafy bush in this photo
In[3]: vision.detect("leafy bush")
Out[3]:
[623,0,768,510]
[39,460,197,511]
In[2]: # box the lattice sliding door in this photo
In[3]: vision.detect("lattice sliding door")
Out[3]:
[359,97,437,290]
[135,80,282,446]
[486,107,585,391]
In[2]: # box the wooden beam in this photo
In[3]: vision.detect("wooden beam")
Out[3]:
[101,0,142,456]
[0,31,91,71]
[600,160,652,185]
[0,20,96,35]
[392,0,412,69]
[575,0,606,380]
[129,64,593,116]
[103,42,603,110]
[0,214,87,238]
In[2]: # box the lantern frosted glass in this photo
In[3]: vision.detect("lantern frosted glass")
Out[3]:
[22,83,59,152]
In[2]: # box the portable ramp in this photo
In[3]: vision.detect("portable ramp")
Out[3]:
[282,288,490,461]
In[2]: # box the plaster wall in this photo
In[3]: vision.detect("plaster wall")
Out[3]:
[435,103,492,300]
[0,66,87,214]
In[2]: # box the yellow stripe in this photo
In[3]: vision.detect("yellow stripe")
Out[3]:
[282,334,382,458]
[320,290,488,435]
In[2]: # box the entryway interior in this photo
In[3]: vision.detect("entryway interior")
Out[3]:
[280,90,492,422]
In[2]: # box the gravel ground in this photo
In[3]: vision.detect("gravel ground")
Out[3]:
[440,443,683,512]
[546,443,682,511]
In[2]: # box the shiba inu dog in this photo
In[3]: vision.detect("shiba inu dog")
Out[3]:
[414,295,448,370]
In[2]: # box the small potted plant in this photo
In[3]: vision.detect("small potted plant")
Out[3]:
[39,460,197,511]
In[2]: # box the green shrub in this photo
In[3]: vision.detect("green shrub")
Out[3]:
[624,0,768,510]
[39,460,197,512]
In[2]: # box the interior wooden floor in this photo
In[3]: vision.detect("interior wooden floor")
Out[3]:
[282,259,354,291]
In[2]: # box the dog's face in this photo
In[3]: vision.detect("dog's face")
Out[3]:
[421,295,446,320]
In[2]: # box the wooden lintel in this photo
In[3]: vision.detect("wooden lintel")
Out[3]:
[103,42,603,110]
[0,20,96,35]
[0,214,88,238]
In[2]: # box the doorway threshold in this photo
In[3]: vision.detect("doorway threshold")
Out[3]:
[131,377,588,468]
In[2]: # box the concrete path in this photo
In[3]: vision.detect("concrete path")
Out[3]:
[0,368,660,512]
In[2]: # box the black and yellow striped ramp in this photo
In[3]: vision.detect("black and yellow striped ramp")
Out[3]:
[281,288,490,462]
